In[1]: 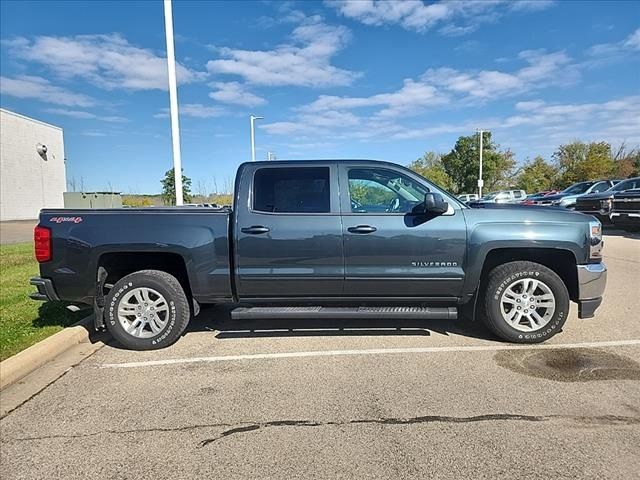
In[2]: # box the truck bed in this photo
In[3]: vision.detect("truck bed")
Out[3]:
[38,207,233,305]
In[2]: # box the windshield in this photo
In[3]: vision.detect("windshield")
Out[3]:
[563,182,594,194]
[611,178,639,191]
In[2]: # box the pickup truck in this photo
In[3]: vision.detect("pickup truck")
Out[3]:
[30,160,607,350]
[610,188,640,231]
[575,177,640,224]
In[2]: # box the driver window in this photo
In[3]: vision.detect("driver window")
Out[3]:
[348,168,428,214]
[592,182,609,193]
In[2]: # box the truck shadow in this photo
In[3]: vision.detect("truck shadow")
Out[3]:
[603,228,640,239]
[186,305,496,342]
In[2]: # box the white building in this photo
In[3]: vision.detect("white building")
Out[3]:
[0,109,67,221]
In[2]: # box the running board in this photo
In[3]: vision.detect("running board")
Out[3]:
[231,306,457,321]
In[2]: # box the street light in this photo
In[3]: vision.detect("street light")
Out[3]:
[250,115,263,161]
[163,0,183,206]
[476,129,488,197]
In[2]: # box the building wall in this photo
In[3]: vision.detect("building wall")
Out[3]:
[0,109,67,221]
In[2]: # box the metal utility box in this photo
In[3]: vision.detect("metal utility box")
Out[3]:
[63,192,122,209]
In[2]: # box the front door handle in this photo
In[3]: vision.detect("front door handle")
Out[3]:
[347,225,377,234]
[241,225,270,235]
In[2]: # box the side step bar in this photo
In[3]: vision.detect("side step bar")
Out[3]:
[231,306,457,321]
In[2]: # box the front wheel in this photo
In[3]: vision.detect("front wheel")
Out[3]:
[105,269,191,350]
[483,261,569,343]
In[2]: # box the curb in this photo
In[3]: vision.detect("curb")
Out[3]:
[0,315,97,390]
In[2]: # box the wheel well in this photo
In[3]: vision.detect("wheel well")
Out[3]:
[480,248,579,301]
[98,252,192,299]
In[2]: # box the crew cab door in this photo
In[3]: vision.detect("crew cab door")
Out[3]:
[339,163,467,299]
[234,163,344,298]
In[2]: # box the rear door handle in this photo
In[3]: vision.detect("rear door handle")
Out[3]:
[347,225,377,234]
[241,225,270,235]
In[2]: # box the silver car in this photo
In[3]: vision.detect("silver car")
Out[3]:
[475,189,527,204]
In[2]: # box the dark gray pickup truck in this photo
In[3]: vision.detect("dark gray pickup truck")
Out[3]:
[31,160,607,349]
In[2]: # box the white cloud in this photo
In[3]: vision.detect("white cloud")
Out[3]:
[44,108,127,122]
[300,78,448,118]
[262,48,578,138]
[208,82,266,107]
[206,20,358,87]
[423,50,577,99]
[5,34,204,91]
[395,96,640,144]
[326,0,554,34]
[154,103,226,119]
[624,28,640,50]
[0,75,95,107]
[588,27,640,58]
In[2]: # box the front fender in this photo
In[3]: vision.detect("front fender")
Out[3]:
[462,221,587,296]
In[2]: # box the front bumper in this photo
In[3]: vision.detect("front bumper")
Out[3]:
[611,212,640,227]
[576,263,607,319]
[29,277,60,302]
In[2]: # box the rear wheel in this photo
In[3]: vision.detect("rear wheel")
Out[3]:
[105,269,190,350]
[483,261,569,343]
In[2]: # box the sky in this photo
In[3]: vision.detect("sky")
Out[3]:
[1,0,639,194]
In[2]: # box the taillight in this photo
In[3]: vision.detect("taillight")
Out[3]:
[34,226,52,262]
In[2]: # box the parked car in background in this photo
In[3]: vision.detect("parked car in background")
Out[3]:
[535,180,617,209]
[520,190,559,205]
[472,189,527,204]
[575,177,640,224]
[611,188,640,231]
[457,193,478,203]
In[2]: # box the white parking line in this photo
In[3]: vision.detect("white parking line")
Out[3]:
[99,339,640,369]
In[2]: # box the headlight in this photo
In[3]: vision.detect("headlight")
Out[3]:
[600,199,612,211]
[589,219,603,260]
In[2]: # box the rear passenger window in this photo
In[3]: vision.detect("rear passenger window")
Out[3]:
[253,167,330,213]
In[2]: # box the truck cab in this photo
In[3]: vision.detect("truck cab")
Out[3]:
[233,160,466,301]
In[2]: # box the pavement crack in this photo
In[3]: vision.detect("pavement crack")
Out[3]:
[8,413,638,446]
[10,422,235,442]
[196,413,640,447]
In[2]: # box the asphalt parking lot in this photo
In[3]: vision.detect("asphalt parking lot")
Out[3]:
[1,231,639,479]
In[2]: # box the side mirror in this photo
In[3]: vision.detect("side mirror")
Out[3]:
[423,192,448,215]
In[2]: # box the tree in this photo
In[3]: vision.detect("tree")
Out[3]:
[441,132,516,194]
[553,141,614,187]
[612,143,640,178]
[515,156,559,193]
[408,152,455,191]
[161,169,192,205]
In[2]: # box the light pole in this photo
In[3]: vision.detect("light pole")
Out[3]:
[163,0,183,206]
[267,151,276,161]
[476,129,487,197]
[250,115,263,161]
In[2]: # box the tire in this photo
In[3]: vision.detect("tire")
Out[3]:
[483,261,569,343]
[105,269,190,350]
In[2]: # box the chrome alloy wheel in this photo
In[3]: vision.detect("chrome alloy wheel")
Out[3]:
[499,278,556,332]
[117,287,169,338]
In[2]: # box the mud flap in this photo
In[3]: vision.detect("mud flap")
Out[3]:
[93,266,108,330]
